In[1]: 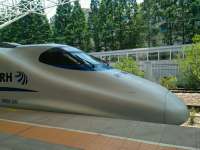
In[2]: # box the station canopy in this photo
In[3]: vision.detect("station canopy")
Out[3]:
[0,0,76,29]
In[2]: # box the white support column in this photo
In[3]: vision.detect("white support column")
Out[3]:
[117,56,120,62]
[182,51,185,59]
[169,50,172,61]
[136,53,139,62]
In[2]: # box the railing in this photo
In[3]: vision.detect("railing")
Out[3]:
[90,44,190,63]
[90,45,190,80]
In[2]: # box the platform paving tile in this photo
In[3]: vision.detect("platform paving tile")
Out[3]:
[127,121,165,143]
[59,116,117,132]
[37,114,140,138]
[156,146,179,150]
[196,128,200,149]
[0,108,46,123]
[87,118,139,137]
[139,142,160,150]
[90,135,125,150]
[120,140,141,150]
[0,132,12,141]
[50,115,103,131]
[0,133,80,150]
[160,125,197,149]
[32,112,76,125]
[0,108,199,150]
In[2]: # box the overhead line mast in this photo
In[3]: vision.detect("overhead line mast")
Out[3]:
[0,0,78,29]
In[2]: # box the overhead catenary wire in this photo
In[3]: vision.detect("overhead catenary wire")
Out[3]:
[0,0,79,29]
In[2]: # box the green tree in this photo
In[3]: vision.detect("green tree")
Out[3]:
[141,0,165,47]
[97,0,115,50]
[132,6,147,47]
[142,0,200,46]
[160,76,177,89]
[53,1,90,50]
[0,0,52,44]
[88,0,101,51]
[121,0,145,48]
[65,1,90,50]
[53,0,72,43]
[114,57,144,77]
[97,0,141,51]
[177,35,200,89]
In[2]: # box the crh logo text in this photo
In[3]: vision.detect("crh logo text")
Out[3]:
[0,73,12,82]
[15,72,28,85]
[0,72,28,85]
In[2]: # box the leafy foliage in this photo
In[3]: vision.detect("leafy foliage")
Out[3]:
[0,0,200,50]
[0,0,52,44]
[177,35,200,89]
[88,0,101,51]
[53,0,72,42]
[142,0,200,46]
[114,57,144,77]
[189,107,197,125]
[53,1,90,51]
[160,76,177,89]
[95,0,144,51]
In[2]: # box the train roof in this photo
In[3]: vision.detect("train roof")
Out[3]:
[0,43,82,52]
[0,42,21,48]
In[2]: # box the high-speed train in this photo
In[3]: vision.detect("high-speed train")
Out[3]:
[0,43,188,125]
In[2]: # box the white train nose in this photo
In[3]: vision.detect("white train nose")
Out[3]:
[165,92,189,125]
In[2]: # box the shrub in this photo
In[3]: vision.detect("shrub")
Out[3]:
[177,35,200,89]
[189,107,196,125]
[160,76,177,89]
[114,57,144,77]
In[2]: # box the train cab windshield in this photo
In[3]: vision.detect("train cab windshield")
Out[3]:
[39,47,112,71]
[71,52,100,65]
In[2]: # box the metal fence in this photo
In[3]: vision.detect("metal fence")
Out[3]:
[140,61,179,81]
[90,45,189,80]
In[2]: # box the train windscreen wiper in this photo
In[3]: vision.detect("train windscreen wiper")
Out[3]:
[73,55,95,68]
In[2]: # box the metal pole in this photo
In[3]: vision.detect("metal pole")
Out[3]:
[147,0,151,48]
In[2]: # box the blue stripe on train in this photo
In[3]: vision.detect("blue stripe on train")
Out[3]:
[0,87,38,92]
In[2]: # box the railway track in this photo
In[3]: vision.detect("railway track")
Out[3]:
[171,89,200,93]
[171,89,200,109]
[187,105,200,109]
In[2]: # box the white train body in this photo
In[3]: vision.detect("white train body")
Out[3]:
[0,44,188,125]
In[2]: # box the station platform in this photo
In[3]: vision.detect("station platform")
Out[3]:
[0,107,199,150]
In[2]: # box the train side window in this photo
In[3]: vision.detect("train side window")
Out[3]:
[39,48,79,66]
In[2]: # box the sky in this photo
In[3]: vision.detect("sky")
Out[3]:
[0,0,144,19]
[46,0,144,19]
[45,0,91,19]
[80,0,144,8]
